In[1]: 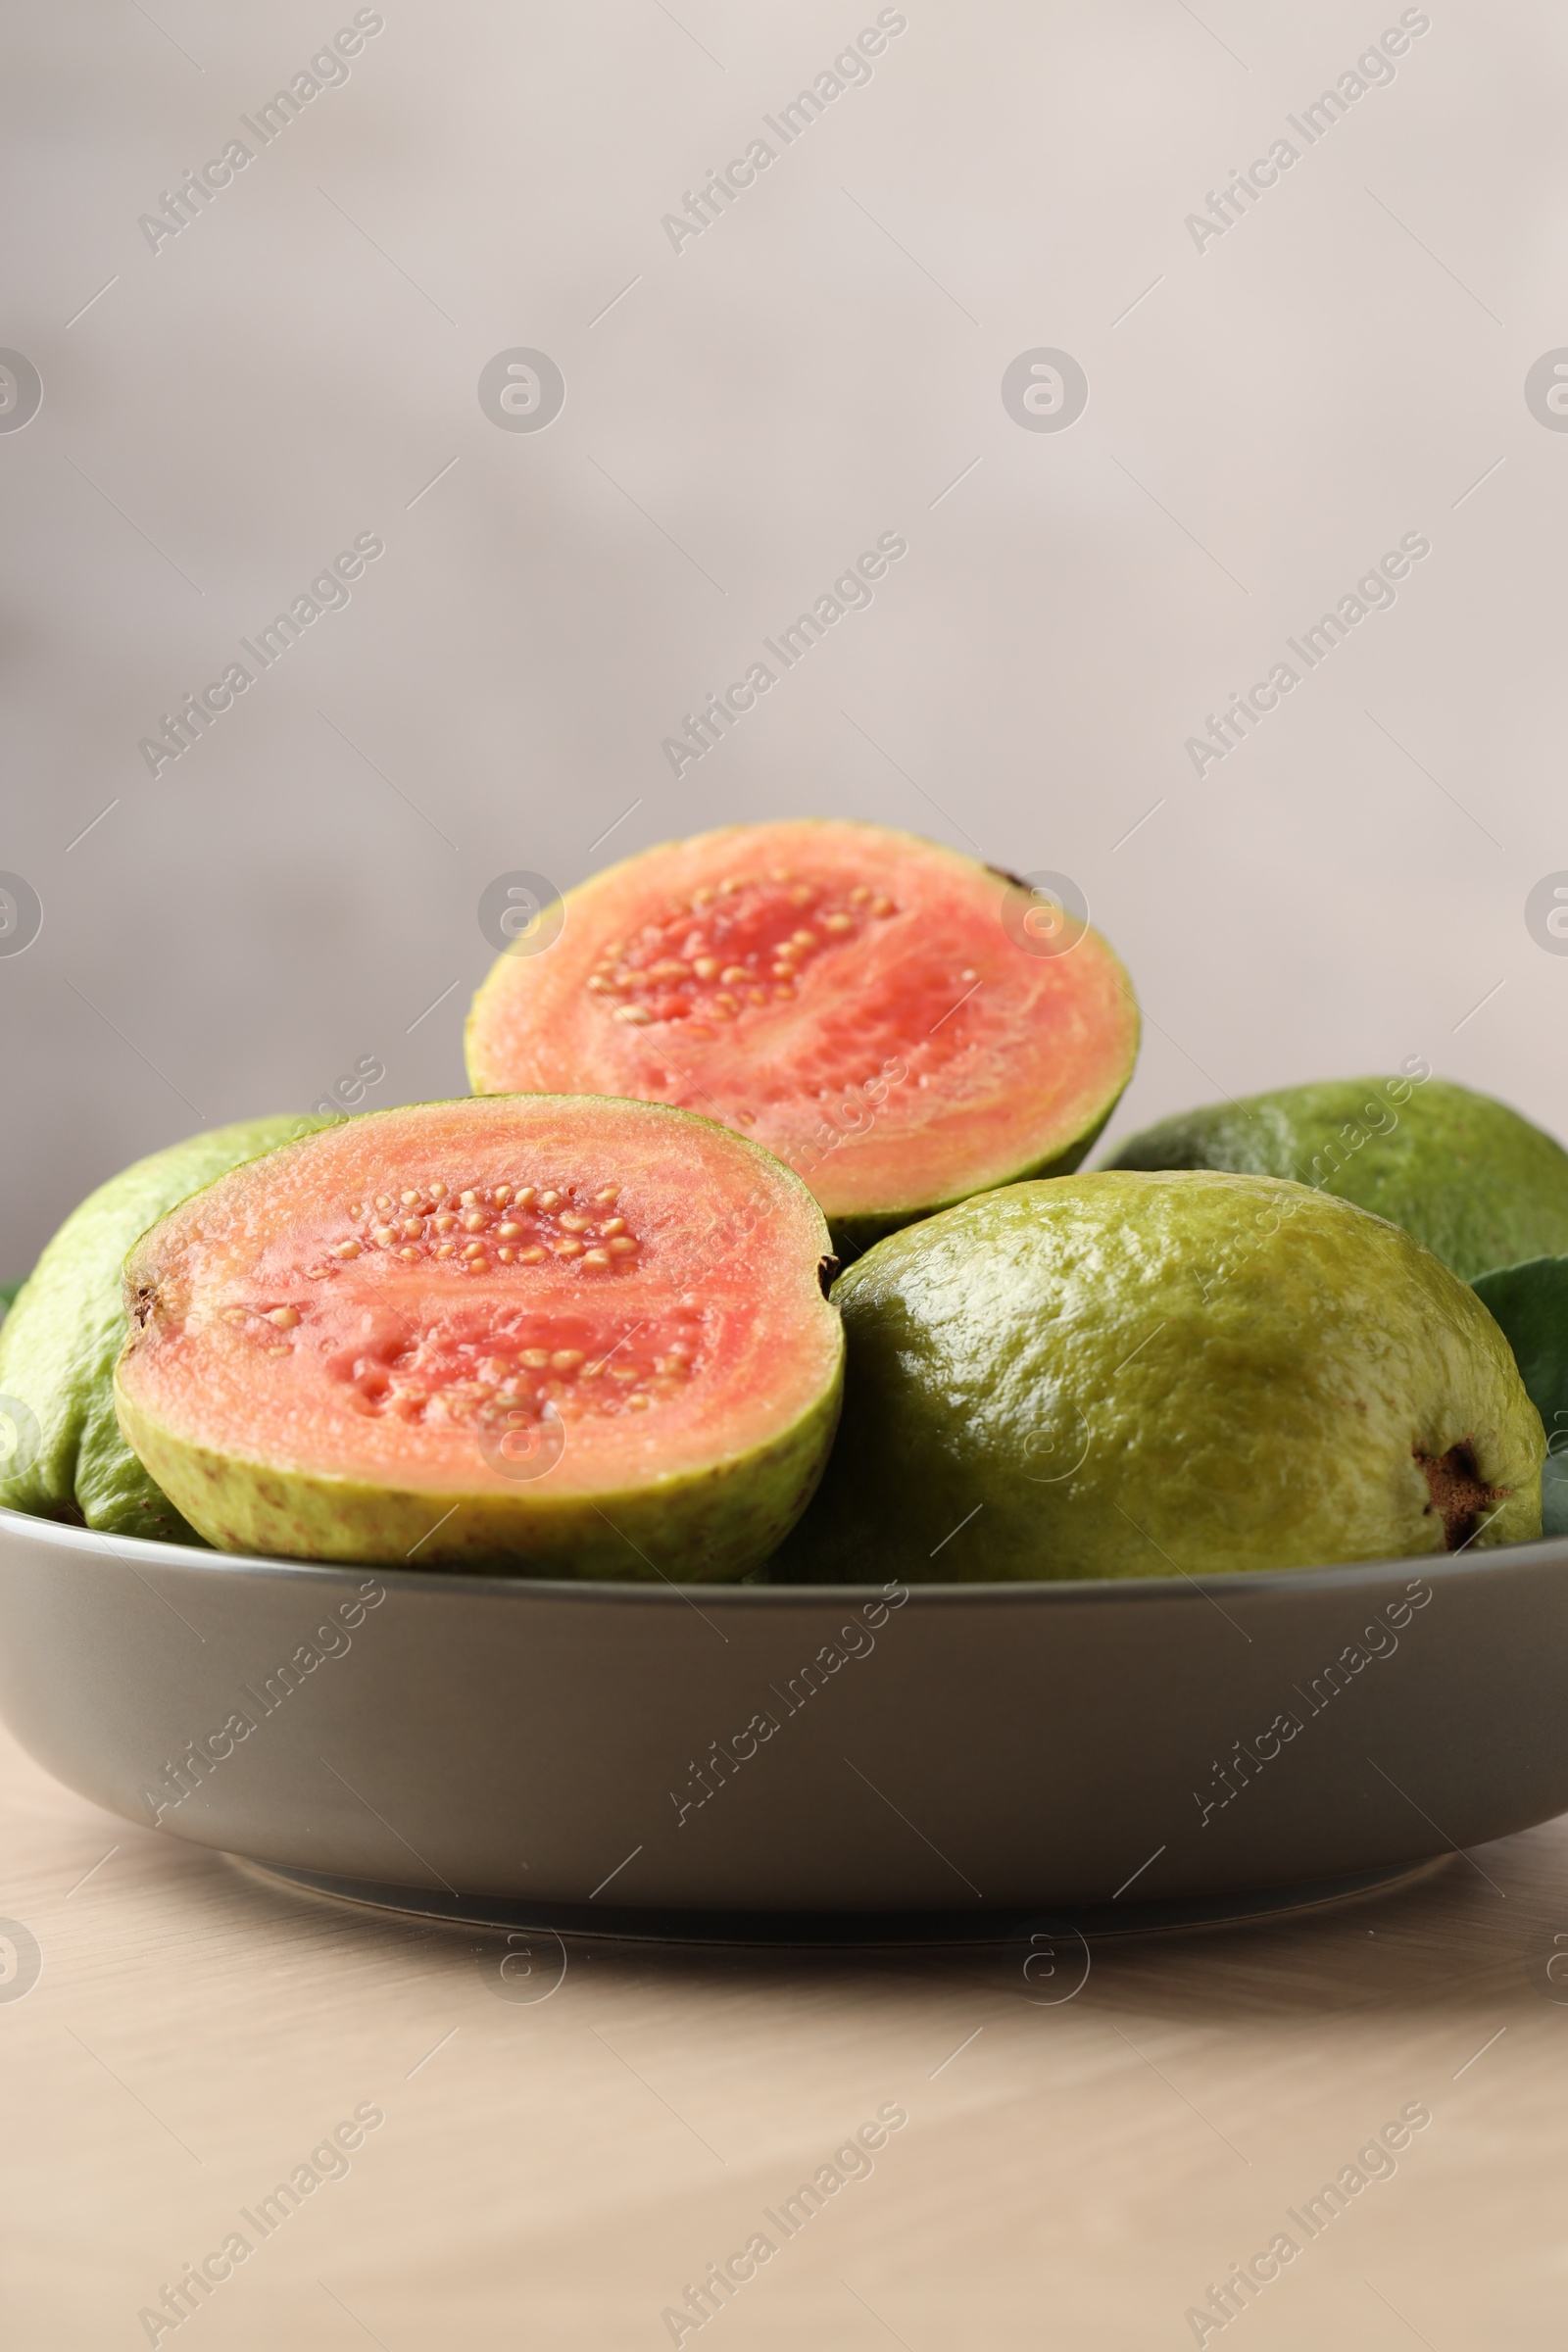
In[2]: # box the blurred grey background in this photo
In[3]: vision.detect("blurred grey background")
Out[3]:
[3,0,1565,1273]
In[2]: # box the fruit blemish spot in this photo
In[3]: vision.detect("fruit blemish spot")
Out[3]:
[1414,1441,1509,1550]
[585,874,897,1032]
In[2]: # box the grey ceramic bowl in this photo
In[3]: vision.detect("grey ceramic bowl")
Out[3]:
[0,1505,1561,1943]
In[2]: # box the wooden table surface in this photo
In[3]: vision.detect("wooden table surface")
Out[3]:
[3,1708,1563,2352]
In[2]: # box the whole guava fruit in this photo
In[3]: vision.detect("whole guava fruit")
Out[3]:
[1103,1075,1568,1284]
[774,1170,1544,1583]
[0,1113,340,1543]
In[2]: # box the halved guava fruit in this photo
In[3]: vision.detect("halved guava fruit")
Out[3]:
[114,1096,844,1579]
[465,820,1140,1250]
[0,1113,340,1544]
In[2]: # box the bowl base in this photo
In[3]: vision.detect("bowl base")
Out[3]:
[230,1853,1450,1946]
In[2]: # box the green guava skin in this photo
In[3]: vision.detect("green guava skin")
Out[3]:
[830,1102,1119,1257]
[116,1380,843,1583]
[0,1115,339,1544]
[773,1170,1544,1585]
[1103,1077,1568,1285]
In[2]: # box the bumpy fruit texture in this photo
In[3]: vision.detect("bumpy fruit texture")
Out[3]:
[1104,1075,1568,1285]
[465,819,1140,1250]
[0,1114,339,1543]
[114,1095,844,1580]
[773,1170,1544,1585]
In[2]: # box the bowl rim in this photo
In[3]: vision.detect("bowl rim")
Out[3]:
[3,1501,1563,1612]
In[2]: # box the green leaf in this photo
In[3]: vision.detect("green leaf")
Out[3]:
[1472,1254,1568,1536]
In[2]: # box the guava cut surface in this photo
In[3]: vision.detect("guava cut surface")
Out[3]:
[0,1113,338,1544]
[772,1169,1544,1585]
[114,1095,844,1579]
[1104,1075,1568,1284]
[465,820,1140,1250]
